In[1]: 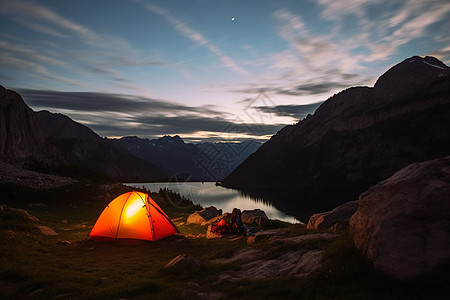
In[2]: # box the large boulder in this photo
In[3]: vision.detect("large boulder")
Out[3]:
[307,201,358,231]
[350,156,450,281]
[187,206,222,225]
[241,209,268,226]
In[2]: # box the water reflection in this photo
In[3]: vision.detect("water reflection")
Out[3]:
[235,186,363,223]
[126,182,300,223]
[126,182,364,223]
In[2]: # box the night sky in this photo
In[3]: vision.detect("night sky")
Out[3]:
[1,0,449,142]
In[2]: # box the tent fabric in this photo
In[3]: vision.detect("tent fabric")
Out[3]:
[89,191,178,241]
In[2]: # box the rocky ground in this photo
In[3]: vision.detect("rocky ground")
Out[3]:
[1,155,449,299]
[0,161,77,189]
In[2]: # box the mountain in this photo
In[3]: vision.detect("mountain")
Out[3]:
[35,111,166,181]
[195,140,262,180]
[223,56,450,191]
[36,110,99,141]
[0,85,45,162]
[115,136,262,181]
[115,135,201,180]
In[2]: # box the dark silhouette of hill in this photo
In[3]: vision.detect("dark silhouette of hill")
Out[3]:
[35,111,166,181]
[223,56,450,192]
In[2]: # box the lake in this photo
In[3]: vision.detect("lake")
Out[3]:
[125,182,300,223]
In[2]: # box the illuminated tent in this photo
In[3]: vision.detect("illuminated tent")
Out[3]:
[89,191,178,241]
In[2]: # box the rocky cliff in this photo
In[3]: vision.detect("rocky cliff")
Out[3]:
[0,85,46,163]
[223,56,450,190]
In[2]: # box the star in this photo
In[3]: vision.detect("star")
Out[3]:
[231,17,235,21]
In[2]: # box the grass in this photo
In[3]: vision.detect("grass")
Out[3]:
[1,182,448,299]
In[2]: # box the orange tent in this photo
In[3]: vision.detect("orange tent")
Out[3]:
[89,191,178,241]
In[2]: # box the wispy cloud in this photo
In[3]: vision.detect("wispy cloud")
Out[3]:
[0,0,172,90]
[230,8,372,102]
[0,0,100,45]
[136,0,249,75]
[0,40,84,87]
[314,0,450,63]
[255,103,323,119]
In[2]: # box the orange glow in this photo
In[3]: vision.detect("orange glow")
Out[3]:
[89,191,178,241]
[124,196,144,219]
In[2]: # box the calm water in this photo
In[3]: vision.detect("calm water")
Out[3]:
[126,182,300,223]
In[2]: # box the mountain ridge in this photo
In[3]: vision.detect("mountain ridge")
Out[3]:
[222,55,450,191]
[113,135,262,181]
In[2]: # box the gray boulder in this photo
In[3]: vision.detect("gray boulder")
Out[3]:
[187,206,222,225]
[242,209,268,225]
[350,156,450,281]
[307,200,358,231]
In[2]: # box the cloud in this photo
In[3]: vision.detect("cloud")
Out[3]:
[255,103,323,119]
[315,0,384,21]
[136,0,249,75]
[235,8,373,104]
[313,0,450,63]
[0,0,100,45]
[0,0,173,90]
[18,89,281,141]
[0,41,85,87]
[430,45,450,64]
[18,89,221,116]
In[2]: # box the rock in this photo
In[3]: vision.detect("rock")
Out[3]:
[307,201,358,231]
[279,233,338,244]
[210,248,265,265]
[0,205,40,222]
[34,225,58,236]
[206,225,222,239]
[241,209,268,226]
[212,247,325,279]
[165,254,201,272]
[350,156,450,281]
[289,250,324,277]
[187,206,222,225]
[201,212,231,226]
[246,229,287,244]
[239,250,320,279]
[57,240,71,245]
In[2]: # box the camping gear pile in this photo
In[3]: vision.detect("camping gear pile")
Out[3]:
[211,208,259,237]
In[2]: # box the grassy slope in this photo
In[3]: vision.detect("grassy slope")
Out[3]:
[0,183,447,299]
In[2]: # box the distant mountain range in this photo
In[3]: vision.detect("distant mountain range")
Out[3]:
[0,85,261,182]
[113,135,261,181]
[223,56,450,193]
